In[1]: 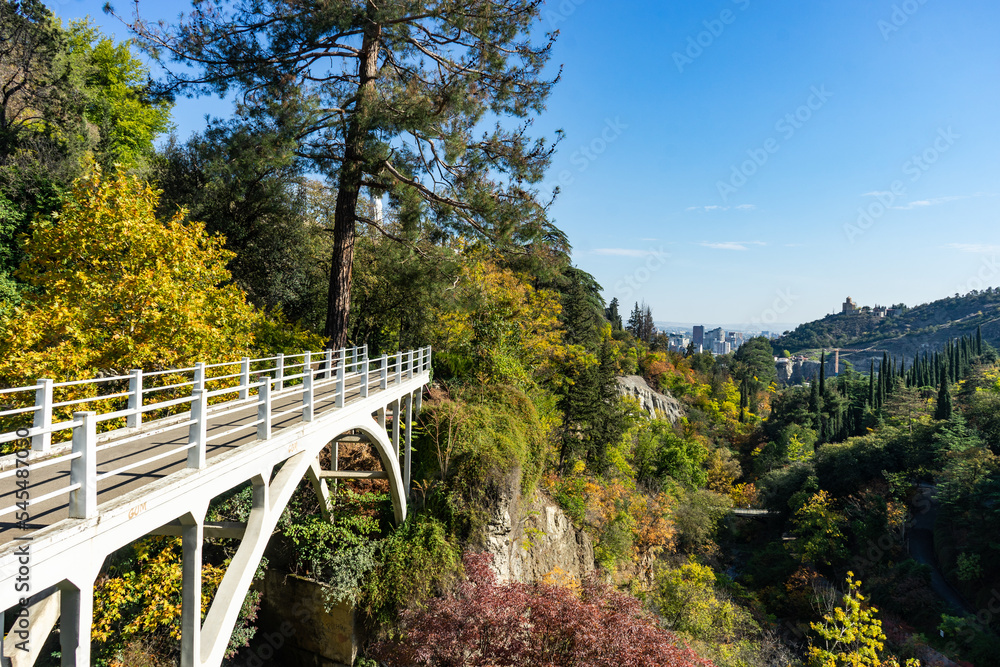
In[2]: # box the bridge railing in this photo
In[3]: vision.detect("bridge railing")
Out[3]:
[0,344,431,521]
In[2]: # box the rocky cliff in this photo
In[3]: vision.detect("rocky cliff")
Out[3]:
[616,375,684,422]
[775,358,821,385]
[484,470,594,583]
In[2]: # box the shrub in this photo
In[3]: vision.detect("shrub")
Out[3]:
[371,552,717,666]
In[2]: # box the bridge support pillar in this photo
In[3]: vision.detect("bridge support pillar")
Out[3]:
[181,507,207,667]
[58,571,97,667]
[392,400,400,457]
[404,393,412,498]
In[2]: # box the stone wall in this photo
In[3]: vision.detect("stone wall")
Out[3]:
[254,571,360,667]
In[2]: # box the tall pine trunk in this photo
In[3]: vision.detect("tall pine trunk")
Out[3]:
[324,12,381,347]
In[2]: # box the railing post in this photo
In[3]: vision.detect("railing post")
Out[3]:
[325,349,333,380]
[188,390,206,468]
[351,347,358,374]
[32,378,53,452]
[257,380,271,441]
[303,352,314,421]
[395,353,402,385]
[69,411,97,519]
[336,355,345,409]
[127,369,143,429]
[239,357,250,400]
[194,362,205,393]
[361,354,370,398]
[380,354,388,390]
[276,353,285,391]
[408,350,414,380]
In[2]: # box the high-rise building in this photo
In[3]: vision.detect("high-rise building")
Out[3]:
[692,325,704,346]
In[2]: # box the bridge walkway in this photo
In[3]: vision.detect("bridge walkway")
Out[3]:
[0,345,431,667]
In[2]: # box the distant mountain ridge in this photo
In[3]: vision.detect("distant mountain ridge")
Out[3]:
[773,289,1000,362]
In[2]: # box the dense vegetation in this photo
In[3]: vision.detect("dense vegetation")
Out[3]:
[3,2,1000,667]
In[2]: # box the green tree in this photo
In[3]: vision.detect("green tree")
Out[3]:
[605,297,623,331]
[788,490,848,567]
[935,373,953,420]
[123,0,562,346]
[155,125,330,326]
[1,6,172,304]
[732,336,777,414]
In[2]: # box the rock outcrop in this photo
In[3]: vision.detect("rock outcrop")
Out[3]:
[484,470,594,584]
[775,358,821,385]
[616,375,684,422]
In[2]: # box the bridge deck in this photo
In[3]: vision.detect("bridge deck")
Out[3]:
[0,363,408,544]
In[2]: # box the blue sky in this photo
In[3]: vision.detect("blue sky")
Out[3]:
[50,0,1000,330]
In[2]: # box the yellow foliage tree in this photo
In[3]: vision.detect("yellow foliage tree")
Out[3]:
[433,258,589,389]
[0,168,258,385]
[92,537,232,663]
[806,572,913,667]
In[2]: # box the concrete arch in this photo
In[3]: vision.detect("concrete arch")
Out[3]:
[195,411,408,666]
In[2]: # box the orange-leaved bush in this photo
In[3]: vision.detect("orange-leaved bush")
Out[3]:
[371,552,716,667]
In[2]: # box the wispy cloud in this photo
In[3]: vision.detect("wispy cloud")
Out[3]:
[592,248,668,258]
[686,204,756,212]
[699,241,766,251]
[890,195,973,210]
[861,192,994,210]
[946,243,1000,254]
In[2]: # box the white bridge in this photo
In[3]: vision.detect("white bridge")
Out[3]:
[0,345,431,666]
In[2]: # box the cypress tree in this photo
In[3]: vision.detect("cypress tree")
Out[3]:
[977,325,983,355]
[819,351,826,397]
[935,373,953,420]
[868,360,875,406]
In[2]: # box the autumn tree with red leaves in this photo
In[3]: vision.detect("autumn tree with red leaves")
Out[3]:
[371,552,716,667]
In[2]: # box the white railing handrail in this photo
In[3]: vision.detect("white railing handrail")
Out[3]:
[0,345,431,526]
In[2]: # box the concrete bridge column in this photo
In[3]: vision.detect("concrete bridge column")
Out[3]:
[58,568,98,667]
[392,400,400,457]
[404,393,412,498]
[181,504,208,667]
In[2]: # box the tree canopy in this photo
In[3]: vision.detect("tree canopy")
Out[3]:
[119,0,566,345]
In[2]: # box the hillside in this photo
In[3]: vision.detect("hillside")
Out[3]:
[774,288,1000,361]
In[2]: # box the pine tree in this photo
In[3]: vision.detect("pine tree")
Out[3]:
[605,297,623,331]
[642,304,656,343]
[124,0,563,346]
[626,302,642,339]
